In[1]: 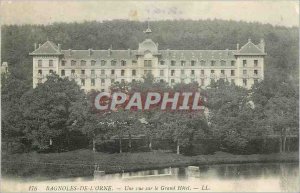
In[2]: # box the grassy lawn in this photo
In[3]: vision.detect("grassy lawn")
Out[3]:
[1,149,298,180]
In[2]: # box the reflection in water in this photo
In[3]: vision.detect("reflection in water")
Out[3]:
[95,162,299,191]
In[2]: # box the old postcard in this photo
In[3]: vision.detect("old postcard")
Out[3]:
[0,0,299,192]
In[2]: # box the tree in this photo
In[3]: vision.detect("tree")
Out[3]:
[20,74,87,151]
[264,96,298,152]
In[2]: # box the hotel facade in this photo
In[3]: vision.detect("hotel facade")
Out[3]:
[30,28,266,91]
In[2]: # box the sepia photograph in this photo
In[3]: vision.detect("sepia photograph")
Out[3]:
[0,0,299,192]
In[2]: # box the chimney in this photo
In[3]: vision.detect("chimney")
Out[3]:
[237,43,239,50]
[88,48,92,56]
[58,44,61,52]
[68,49,72,56]
[260,38,265,53]
[39,43,41,48]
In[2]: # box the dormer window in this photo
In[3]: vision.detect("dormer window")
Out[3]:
[81,60,86,66]
[99,60,105,66]
[91,60,96,66]
[61,60,66,66]
[220,60,226,66]
[121,60,126,66]
[110,60,116,66]
[171,60,176,66]
[71,60,76,66]
[49,60,53,67]
[211,60,216,66]
[200,60,206,66]
[191,60,196,66]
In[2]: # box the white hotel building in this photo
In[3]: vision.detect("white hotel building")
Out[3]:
[30,27,266,91]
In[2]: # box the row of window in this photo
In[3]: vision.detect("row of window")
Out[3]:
[38,69,259,77]
[77,77,257,87]
[38,59,260,68]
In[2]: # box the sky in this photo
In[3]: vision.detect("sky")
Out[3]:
[0,0,299,27]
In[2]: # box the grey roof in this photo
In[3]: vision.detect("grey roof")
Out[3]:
[235,39,266,56]
[30,39,266,59]
[30,41,62,55]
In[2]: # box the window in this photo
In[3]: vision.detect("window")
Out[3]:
[100,60,108,66]
[181,61,185,66]
[49,70,53,74]
[171,79,175,84]
[160,61,165,65]
[211,70,215,74]
[38,60,42,67]
[201,70,205,75]
[111,70,115,75]
[81,60,86,66]
[132,70,136,76]
[191,60,196,66]
[38,70,42,74]
[91,79,95,86]
[243,60,247,67]
[49,60,53,67]
[121,70,125,76]
[121,79,125,83]
[101,89,105,92]
[171,60,176,66]
[221,70,225,74]
[110,60,116,66]
[101,69,105,75]
[191,70,195,75]
[71,70,75,75]
[231,70,235,76]
[61,70,65,76]
[91,70,95,75]
[160,70,164,76]
[220,60,226,66]
[200,60,206,66]
[243,70,247,75]
[254,70,258,75]
[111,79,115,83]
[144,60,152,67]
[61,60,66,66]
[181,70,185,75]
[243,79,247,86]
[121,60,126,66]
[71,60,76,66]
[101,79,105,86]
[171,70,175,76]
[81,70,85,75]
[254,60,258,67]
[231,61,235,66]
[160,79,164,83]
[254,79,259,84]
[91,60,96,66]
[81,79,85,86]
[132,60,137,65]
[132,79,136,82]
[211,60,216,66]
